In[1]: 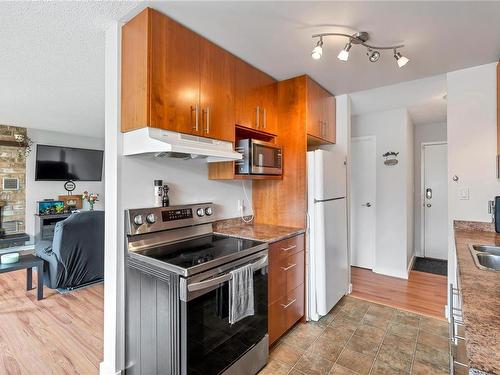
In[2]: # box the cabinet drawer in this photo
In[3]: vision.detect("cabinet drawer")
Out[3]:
[268,257,287,305]
[268,283,305,345]
[285,251,305,293]
[268,296,288,345]
[270,234,304,260]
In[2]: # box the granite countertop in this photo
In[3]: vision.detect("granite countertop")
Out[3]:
[213,217,305,243]
[453,221,500,374]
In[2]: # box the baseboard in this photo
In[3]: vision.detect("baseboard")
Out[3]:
[407,255,416,277]
[373,266,408,280]
[100,362,122,375]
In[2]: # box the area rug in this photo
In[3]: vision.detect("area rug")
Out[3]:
[412,257,447,276]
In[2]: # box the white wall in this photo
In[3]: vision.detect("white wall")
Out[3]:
[25,128,105,239]
[120,154,252,218]
[446,62,499,297]
[413,122,447,256]
[351,108,414,279]
[405,112,415,269]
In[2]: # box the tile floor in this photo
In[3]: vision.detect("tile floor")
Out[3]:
[260,296,450,375]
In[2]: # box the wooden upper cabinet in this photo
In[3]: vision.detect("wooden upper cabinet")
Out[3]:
[305,76,336,143]
[122,8,233,141]
[234,58,278,135]
[149,9,201,136]
[199,41,235,142]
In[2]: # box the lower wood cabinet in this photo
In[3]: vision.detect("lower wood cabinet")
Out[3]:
[268,233,305,345]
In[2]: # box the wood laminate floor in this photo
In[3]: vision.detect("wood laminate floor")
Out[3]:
[0,269,103,374]
[350,266,447,320]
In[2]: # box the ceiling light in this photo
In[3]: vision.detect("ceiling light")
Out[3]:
[394,51,409,68]
[367,49,380,62]
[311,38,323,60]
[309,30,408,68]
[337,43,352,62]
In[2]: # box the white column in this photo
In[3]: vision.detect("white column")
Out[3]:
[101,21,125,375]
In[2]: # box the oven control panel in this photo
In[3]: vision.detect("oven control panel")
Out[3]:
[126,203,215,236]
[162,208,193,222]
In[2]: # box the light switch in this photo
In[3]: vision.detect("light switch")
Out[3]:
[459,188,469,200]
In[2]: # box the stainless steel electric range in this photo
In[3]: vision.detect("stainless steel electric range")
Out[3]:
[124,203,269,375]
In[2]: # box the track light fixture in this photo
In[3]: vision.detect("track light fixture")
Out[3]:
[311,37,323,60]
[393,50,409,68]
[311,31,409,68]
[337,43,352,62]
[367,49,380,62]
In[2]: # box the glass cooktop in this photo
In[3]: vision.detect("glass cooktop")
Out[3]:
[134,234,266,275]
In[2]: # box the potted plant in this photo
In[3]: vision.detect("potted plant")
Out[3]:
[82,191,99,211]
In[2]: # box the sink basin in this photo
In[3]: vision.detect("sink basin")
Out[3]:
[476,253,500,270]
[471,245,500,256]
[469,245,500,271]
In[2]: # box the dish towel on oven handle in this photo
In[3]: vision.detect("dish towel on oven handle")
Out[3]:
[228,263,255,324]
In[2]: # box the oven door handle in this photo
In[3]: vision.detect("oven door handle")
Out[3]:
[187,255,268,293]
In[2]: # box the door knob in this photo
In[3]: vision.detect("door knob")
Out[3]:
[362,202,372,207]
[425,188,433,200]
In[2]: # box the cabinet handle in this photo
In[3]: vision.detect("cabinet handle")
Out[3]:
[281,299,296,309]
[204,107,210,134]
[256,106,260,128]
[281,245,296,252]
[191,105,199,132]
[263,108,267,129]
[281,263,297,271]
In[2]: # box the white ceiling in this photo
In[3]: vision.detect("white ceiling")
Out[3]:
[0,1,499,135]
[350,74,447,125]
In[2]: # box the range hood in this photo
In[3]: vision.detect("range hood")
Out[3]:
[122,128,242,162]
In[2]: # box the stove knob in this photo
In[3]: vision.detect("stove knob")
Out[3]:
[146,213,156,224]
[196,208,205,217]
[205,207,213,216]
[133,215,143,226]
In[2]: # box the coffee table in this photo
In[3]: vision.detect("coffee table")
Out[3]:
[0,254,44,300]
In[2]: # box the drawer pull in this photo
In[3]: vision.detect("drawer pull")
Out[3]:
[281,245,297,252]
[281,263,297,271]
[281,299,296,309]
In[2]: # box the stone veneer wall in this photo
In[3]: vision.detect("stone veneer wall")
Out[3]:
[0,125,27,235]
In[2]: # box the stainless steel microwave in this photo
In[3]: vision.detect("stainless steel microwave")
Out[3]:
[235,139,283,175]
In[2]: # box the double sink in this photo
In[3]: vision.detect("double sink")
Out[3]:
[469,245,500,271]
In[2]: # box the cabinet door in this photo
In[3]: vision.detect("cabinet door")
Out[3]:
[306,78,323,139]
[149,9,201,135]
[268,254,287,305]
[269,296,287,345]
[285,250,305,293]
[199,41,235,142]
[323,92,336,143]
[285,284,304,328]
[234,59,261,130]
[259,76,278,135]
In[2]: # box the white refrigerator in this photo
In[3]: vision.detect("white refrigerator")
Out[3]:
[307,149,349,321]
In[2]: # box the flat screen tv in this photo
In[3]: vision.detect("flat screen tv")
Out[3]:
[35,144,104,181]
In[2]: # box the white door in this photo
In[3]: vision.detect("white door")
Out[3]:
[423,143,448,260]
[350,136,376,269]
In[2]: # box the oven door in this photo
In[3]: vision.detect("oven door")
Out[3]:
[179,251,268,375]
[250,140,282,175]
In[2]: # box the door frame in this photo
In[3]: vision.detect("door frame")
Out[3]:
[420,141,447,258]
[350,135,377,269]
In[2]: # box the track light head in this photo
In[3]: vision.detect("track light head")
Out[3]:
[337,42,352,62]
[367,49,380,62]
[311,38,323,60]
[394,51,409,68]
